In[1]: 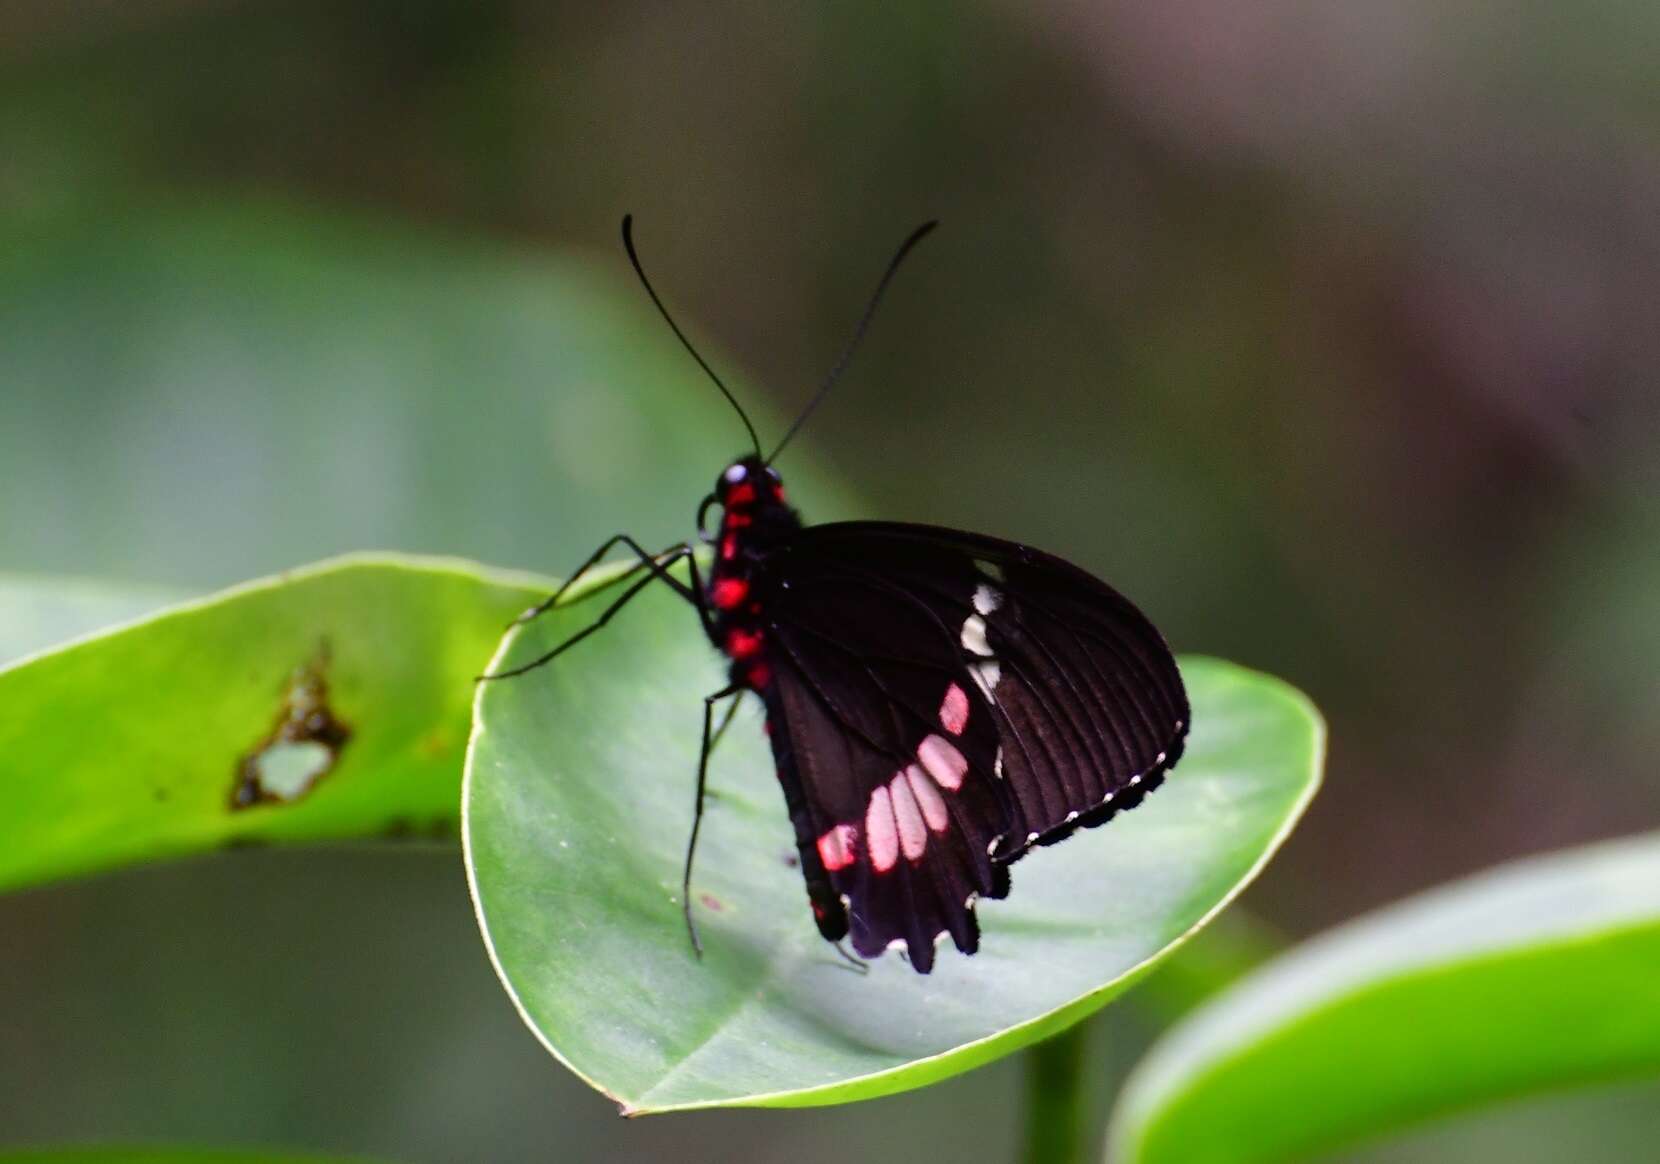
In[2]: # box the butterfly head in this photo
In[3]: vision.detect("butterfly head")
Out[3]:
[698,456,791,543]
[715,456,783,506]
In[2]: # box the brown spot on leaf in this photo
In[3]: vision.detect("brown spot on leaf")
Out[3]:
[231,645,351,810]
[699,893,724,912]
[380,815,456,842]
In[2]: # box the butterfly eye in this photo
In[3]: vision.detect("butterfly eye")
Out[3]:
[766,467,782,483]
[723,463,748,485]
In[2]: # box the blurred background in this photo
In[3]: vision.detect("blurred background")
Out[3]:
[2,2,1657,1160]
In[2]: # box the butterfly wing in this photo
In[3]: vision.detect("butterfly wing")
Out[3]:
[754,521,1189,971]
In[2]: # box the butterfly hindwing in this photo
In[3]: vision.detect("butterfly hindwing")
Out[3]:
[755,521,1188,970]
[759,560,1009,971]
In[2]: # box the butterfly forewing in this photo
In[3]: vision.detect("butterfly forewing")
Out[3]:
[757,521,1188,970]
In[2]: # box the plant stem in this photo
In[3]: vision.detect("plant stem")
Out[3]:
[1022,1020,1091,1164]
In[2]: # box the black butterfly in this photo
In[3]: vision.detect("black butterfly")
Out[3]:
[484,218,1189,974]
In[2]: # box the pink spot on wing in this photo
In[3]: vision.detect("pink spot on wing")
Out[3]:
[888,772,928,860]
[904,763,950,832]
[918,734,968,791]
[939,682,969,735]
[816,823,857,872]
[865,785,899,872]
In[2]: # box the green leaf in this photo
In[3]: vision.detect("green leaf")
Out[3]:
[1109,831,1660,1164]
[464,574,1324,1114]
[0,574,187,667]
[0,1149,382,1164]
[0,553,546,893]
[0,204,856,589]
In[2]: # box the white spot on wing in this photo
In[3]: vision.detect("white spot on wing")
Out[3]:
[972,584,1003,615]
[971,659,1001,700]
[960,611,1001,699]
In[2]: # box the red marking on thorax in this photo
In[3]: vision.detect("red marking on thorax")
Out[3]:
[726,627,764,659]
[711,577,749,609]
[726,482,756,507]
[720,534,738,561]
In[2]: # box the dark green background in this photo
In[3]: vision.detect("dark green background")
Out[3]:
[2,3,1656,1160]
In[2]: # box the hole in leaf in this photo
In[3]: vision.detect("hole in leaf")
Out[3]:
[231,644,351,809]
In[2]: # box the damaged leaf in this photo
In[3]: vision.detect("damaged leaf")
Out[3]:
[231,645,352,809]
[0,553,551,893]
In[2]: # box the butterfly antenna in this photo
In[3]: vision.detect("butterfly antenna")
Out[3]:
[622,215,762,457]
[766,219,938,465]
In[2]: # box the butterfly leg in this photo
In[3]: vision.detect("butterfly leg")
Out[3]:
[830,940,870,975]
[682,683,742,958]
[479,543,699,681]
[510,534,699,629]
[698,681,743,802]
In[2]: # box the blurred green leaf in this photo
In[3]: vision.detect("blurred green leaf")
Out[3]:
[466,574,1324,1115]
[1109,832,1660,1164]
[0,574,187,667]
[0,203,855,590]
[0,1149,383,1164]
[0,553,547,893]
[1128,909,1283,1020]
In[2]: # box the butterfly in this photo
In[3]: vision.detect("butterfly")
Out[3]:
[484,217,1189,973]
